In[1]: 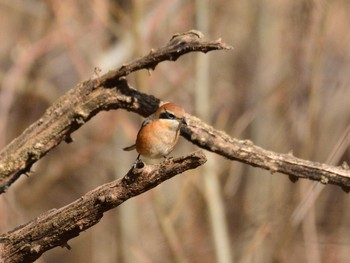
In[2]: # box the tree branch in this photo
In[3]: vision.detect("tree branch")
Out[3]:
[0,150,207,263]
[0,30,231,193]
[181,115,350,191]
[0,29,349,263]
[0,30,349,194]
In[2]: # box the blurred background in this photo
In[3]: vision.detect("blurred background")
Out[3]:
[1,0,350,262]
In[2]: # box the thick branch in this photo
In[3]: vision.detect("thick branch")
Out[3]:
[181,115,350,191]
[0,29,348,195]
[0,30,230,193]
[0,150,207,263]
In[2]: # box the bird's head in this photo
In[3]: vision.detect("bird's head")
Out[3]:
[156,102,187,126]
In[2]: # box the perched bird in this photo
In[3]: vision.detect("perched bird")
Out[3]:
[123,102,187,164]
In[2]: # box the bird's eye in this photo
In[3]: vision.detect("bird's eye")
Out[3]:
[166,112,176,119]
[159,111,176,120]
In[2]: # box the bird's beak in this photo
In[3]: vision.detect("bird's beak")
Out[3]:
[181,117,187,126]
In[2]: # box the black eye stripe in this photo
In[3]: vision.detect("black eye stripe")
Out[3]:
[159,111,176,120]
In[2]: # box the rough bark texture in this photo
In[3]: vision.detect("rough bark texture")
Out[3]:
[181,115,350,191]
[0,30,230,193]
[1,30,350,263]
[0,151,207,263]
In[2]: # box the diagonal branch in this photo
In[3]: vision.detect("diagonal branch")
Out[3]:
[180,115,350,191]
[0,28,349,263]
[0,30,231,193]
[0,150,207,263]
[0,29,349,195]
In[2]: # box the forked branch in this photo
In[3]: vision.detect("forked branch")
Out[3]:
[0,30,231,193]
[0,29,349,263]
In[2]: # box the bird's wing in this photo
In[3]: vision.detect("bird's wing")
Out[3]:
[122,119,152,151]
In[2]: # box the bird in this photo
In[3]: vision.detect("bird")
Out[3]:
[123,102,187,164]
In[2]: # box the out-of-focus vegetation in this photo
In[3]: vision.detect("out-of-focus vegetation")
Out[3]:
[1,1,350,262]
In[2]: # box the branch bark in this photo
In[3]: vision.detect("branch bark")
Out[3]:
[0,30,349,193]
[0,29,349,263]
[0,151,207,263]
[181,116,350,191]
[0,30,230,193]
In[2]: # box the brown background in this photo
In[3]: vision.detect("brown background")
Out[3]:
[1,1,350,262]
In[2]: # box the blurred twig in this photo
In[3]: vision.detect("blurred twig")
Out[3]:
[0,150,207,263]
[195,1,233,262]
[0,31,61,148]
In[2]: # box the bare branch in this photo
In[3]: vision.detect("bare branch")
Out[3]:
[0,31,231,193]
[0,28,349,196]
[181,115,350,191]
[0,28,349,263]
[0,151,207,263]
[0,29,349,194]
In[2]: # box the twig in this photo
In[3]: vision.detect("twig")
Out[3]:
[0,151,207,263]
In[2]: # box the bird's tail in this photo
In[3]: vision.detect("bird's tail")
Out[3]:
[123,144,136,151]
